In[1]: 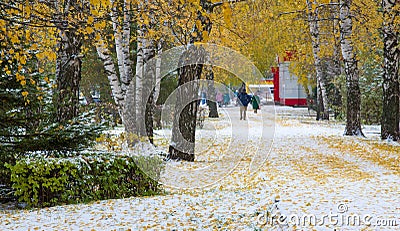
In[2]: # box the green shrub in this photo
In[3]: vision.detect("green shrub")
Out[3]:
[0,151,16,202]
[6,153,164,208]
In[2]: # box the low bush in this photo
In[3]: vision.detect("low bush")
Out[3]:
[6,152,164,208]
[0,151,16,202]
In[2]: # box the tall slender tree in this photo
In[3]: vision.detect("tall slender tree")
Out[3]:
[339,0,364,136]
[306,0,330,120]
[381,0,399,140]
[55,27,83,123]
[168,0,246,161]
[95,0,134,124]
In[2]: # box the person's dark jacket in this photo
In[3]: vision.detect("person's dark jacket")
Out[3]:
[238,92,251,106]
[251,95,260,109]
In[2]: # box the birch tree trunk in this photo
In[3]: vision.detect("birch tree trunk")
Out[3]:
[110,0,127,93]
[96,43,125,117]
[339,0,364,136]
[121,0,133,93]
[132,0,158,143]
[95,0,134,129]
[381,0,400,140]
[116,0,134,132]
[135,30,146,139]
[153,41,163,104]
[332,1,343,119]
[332,1,342,78]
[306,0,330,120]
[55,28,82,123]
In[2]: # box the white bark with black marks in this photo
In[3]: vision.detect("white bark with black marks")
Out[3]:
[153,41,163,104]
[132,0,157,141]
[339,0,364,136]
[306,0,330,120]
[96,43,125,119]
[110,0,127,94]
[381,0,400,140]
[95,0,134,130]
[135,31,146,137]
[121,0,133,93]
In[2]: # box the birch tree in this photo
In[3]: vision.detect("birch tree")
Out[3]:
[130,0,159,144]
[95,0,162,144]
[134,8,146,139]
[339,0,364,136]
[306,0,330,120]
[381,0,400,140]
[0,0,122,125]
[95,0,133,123]
[93,0,155,144]
[96,44,126,113]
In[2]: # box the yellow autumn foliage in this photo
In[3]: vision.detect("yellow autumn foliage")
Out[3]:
[21,91,29,97]
[1,0,396,103]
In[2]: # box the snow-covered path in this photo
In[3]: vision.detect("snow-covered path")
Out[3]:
[1,106,399,230]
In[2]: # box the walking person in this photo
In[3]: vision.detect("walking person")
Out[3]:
[237,89,251,120]
[251,93,260,114]
[201,91,207,105]
[223,92,230,107]
[216,91,223,107]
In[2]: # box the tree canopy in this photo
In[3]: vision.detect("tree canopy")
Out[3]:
[1,0,399,147]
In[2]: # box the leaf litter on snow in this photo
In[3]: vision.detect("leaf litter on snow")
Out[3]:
[1,107,399,230]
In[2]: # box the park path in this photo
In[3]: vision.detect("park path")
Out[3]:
[0,106,399,230]
[267,109,400,230]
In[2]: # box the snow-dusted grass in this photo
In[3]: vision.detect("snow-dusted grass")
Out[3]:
[1,106,399,230]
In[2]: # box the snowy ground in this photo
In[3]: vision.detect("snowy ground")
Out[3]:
[1,106,399,230]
